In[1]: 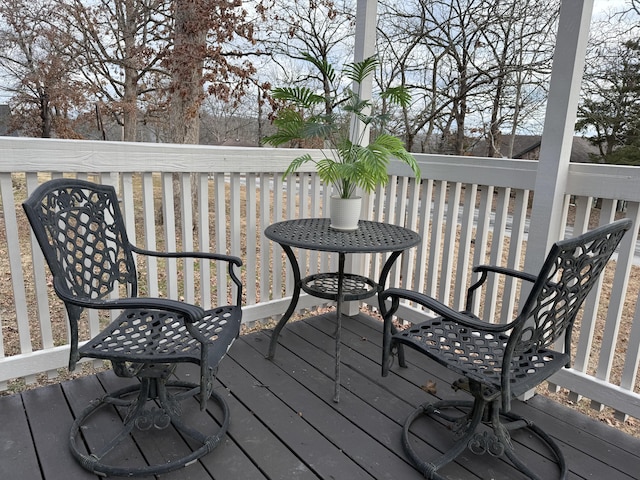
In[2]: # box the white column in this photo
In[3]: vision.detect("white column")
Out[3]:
[346,0,378,316]
[520,0,594,401]
[525,0,594,272]
[350,0,378,143]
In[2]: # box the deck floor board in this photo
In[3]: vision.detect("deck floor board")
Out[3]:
[0,393,43,479]
[1,313,639,480]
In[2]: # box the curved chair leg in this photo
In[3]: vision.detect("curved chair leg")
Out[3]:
[499,409,568,480]
[402,399,484,479]
[70,379,230,477]
[402,398,568,480]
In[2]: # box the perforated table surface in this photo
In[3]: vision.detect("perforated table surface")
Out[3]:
[264,218,421,253]
[265,218,421,402]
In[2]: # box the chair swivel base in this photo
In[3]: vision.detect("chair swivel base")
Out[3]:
[402,398,567,480]
[70,378,230,477]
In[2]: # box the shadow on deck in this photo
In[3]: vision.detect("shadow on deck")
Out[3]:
[1,312,639,479]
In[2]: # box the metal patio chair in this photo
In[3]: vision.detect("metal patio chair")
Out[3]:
[381,219,632,480]
[23,178,243,477]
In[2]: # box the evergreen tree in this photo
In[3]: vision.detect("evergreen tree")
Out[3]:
[577,39,640,164]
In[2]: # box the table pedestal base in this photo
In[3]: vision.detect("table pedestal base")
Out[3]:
[264,219,421,402]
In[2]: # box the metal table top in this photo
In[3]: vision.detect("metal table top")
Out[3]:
[264,218,421,254]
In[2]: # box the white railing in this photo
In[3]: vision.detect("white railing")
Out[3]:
[0,136,638,422]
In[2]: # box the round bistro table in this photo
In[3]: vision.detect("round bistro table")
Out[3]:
[264,218,421,402]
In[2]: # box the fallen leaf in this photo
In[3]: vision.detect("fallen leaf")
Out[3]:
[421,380,437,395]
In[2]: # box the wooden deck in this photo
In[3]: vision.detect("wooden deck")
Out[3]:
[2,312,639,480]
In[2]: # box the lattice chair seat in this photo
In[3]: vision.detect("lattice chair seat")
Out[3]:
[381,219,632,480]
[23,179,243,477]
[397,315,571,399]
[82,306,238,363]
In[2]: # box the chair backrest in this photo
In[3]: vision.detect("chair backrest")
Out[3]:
[510,219,632,358]
[23,179,138,301]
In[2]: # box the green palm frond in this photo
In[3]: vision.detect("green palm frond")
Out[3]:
[343,56,378,84]
[371,133,405,151]
[316,157,341,186]
[272,108,304,125]
[301,52,336,83]
[368,112,392,128]
[283,154,315,177]
[380,85,412,108]
[271,87,325,108]
[263,109,306,146]
[303,120,338,140]
[343,94,372,116]
[372,134,421,181]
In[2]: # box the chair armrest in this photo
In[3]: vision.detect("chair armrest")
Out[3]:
[53,277,207,322]
[466,264,540,311]
[380,287,511,333]
[130,245,244,307]
[472,264,538,283]
[131,245,242,267]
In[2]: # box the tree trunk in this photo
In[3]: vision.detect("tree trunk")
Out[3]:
[122,0,138,142]
[168,0,209,228]
[40,89,51,138]
[488,75,504,157]
[169,0,207,144]
[122,67,138,141]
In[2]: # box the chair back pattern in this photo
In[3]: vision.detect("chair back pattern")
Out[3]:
[23,179,138,302]
[510,219,631,365]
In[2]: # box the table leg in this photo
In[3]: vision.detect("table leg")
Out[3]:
[267,244,302,360]
[377,250,406,368]
[333,252,345,403]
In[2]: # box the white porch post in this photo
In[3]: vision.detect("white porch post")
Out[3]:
[525,0,594,271]
[351,0,377,226]
[521,0,594,400]
[345,0,378,316]
[351,0,377,134]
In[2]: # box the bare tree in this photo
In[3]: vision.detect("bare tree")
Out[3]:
[199,95,261,145]
[378,0,560,155]
[476,0,558,157]
[378,0,497,154]
[167,0,265,144]
[377,0,449,152]
[59,0,171,141]
[0,0,87,137]
[259,0,355,77]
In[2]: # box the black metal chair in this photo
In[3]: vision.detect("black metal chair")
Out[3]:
[381,219,632,480]
[23,178,243,477]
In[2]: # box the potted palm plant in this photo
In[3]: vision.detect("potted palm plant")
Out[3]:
[264,53,421,231]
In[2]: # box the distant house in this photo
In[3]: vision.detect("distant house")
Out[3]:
[468,135,601,163]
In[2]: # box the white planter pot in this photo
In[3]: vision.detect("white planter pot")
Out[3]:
[329,195,362,231]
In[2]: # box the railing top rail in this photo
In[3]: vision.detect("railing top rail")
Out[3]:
[0,137,322,173]
[6,136,640,201]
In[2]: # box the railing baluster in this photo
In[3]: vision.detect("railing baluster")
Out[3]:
[197,172,212,309]
[245,173,257,305]
[214,172,228,306]
[440,182,460,305]
[259,173,271,305]
[483,187,510,323]
[142,172,159,296]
